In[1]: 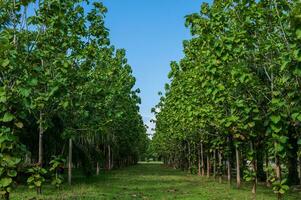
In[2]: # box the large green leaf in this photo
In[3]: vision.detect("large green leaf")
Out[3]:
[1,113,15,122]
[270,115,281,124]
[1,59,9,68]
[0,178,12,188]
[7,170,17,177]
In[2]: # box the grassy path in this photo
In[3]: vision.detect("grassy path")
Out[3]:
[13,163,300,200]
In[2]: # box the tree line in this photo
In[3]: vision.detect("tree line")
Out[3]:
[153,0,301,199]
[0,0,147,199]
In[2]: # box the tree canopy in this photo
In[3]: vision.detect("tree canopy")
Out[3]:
[153,0,301,198]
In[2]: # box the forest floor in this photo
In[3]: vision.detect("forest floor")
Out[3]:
[12,162,301,200]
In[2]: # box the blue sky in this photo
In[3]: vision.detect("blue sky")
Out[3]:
[101,0,210,133]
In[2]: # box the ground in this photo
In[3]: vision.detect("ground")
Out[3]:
[12,162,301,200]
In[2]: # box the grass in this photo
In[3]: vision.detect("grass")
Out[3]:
[12,162,301,200]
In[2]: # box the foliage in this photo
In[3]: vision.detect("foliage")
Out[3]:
[49,156,65,188]
[153,0,301,198]
[0,128,24,197]
[0,0,148,198]
[26,165,47,194]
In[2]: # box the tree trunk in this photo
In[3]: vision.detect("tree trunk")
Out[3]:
[266,152,271,187]
[213,150,216,178]
[68,138,72,185]
[236,146,241,188]
[227,136,231,184]
[4,192,9,200]
[218,150,222,184]
[275,155,281,180]
[251,142,257,195]
[257,146,266,182]
[37,187,41,194]
[287,130,300,185]
[252,179,256,195]
[299,156,301,185]
[38,112,43,166]
[275,153,282,200]
[227,156,231,184]
[201,142,205,176]
[188,142,191,173]
[197,145,201,176]
[108,145,111,170]
[111,151,114,169]
[96,162,100,176]
[207,153,210,178]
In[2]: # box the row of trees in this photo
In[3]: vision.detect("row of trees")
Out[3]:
[0,0,147,198]
[153,0,301,198]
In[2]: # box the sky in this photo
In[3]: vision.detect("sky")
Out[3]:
[101,0,210,135]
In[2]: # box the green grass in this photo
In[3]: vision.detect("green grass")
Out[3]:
[12,163,301,200]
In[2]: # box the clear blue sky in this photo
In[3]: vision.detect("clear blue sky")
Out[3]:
[101,0,210,132]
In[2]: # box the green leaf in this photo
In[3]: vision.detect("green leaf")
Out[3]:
[271,124,282,133]
[29,78,38,86]
[279,136,288,144]
[270,115,281,124]
[2,59,9,67]
[14,122,24,129]
[19,88,31,97]
[248,122,255,128]
[7,170,17,177]
[217,84,225,91]
[296,29,301,40]
[279,188,285,194]
[292,113,299,121]
[297,115,301,122]
[2,113,15,122]
[275,143,284,153]
[27,176,34,183]
[62,101,69,109]
[35,181,42,187]
[0,178,12,187]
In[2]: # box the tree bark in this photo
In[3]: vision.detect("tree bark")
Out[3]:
[4,192,9,200]
[108,145,111,170]
[218,150,222,184]
[275,154,281,180]
[188,142,191,173]
[38,112,43,166]
[256,145,266,182]
[236,146,241,188]
[227,136,231,184]
[287,129,300,185]
[227,156,231,184]
[299,156,301,185]
[265,152,271,187]
[275,153,282,200]
[201,142,205,176]
[197,144,201,176]
[111,151,114,169]
[213,150,216,178]
[207,153,210,178]
[96,162,100,176]
[68,138,72,185]
[251,142,257,195]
